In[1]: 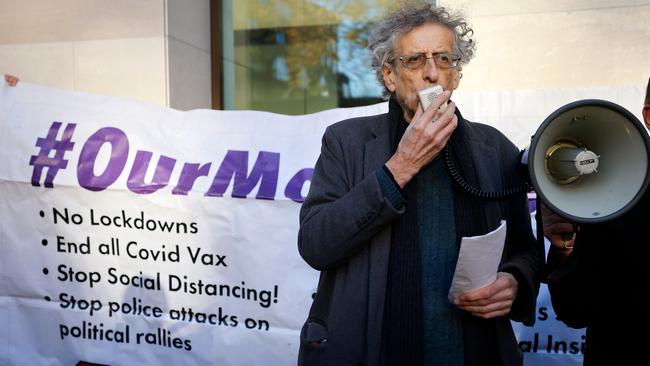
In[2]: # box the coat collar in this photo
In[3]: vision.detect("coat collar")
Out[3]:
[364,118,391,175]
[363,98,397,175]
[449,108,501,194]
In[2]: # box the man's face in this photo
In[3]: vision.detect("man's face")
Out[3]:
[381,23,458,121]
[643,105,649,130]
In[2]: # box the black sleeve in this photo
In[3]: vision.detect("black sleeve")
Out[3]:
[546,228,596,329]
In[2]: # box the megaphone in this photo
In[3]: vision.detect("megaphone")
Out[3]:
[524,99,650,223]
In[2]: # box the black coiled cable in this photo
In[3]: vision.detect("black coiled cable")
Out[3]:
[443,145,533,201]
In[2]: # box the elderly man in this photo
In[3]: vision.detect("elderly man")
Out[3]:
[297,2,542,366]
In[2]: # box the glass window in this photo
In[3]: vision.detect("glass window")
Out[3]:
[221,0,408,114]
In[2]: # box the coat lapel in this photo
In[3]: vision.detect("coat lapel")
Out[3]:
[449,112,504,237]
[362,113,393,364]
[450,113,501,195]
[364,114,392,176]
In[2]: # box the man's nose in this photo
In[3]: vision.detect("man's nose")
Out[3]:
[423,58,439,82]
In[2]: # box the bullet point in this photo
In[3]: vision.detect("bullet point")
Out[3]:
[42,268,48,275]
[41,239,48,246]
[44,296,51,301]
[39,210,45,217]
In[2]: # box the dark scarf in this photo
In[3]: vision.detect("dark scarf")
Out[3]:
[380,101,423,365]
[380,98,464,365]
[380,98,503,365]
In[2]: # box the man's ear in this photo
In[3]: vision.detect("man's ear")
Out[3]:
[381,64,397,93]
[643,106,650,130]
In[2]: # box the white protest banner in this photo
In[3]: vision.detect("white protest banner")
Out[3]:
[514,282,586,366]
[0,81,383,365]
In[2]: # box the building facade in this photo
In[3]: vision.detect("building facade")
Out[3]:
[1,0,649,114]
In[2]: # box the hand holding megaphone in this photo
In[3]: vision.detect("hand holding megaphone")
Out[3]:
[540,203,577,257]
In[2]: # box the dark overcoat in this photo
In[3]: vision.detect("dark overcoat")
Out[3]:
[298,104,542,366]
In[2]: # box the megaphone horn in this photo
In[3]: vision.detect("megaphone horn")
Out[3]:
[527,99,650,223]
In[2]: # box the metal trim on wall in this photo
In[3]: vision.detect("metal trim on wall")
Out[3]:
[210,0,223,109]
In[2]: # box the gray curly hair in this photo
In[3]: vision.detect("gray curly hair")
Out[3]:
[368,3,476,99]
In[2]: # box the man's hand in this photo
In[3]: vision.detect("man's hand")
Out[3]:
[454,272,518,319]
[4,74,19,86]
[540,203,576,259]
[385,90,457,187]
